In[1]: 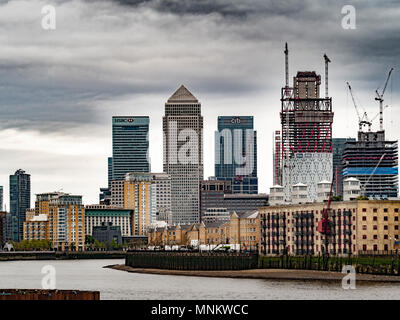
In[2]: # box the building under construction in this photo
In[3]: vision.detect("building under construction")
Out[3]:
[272,130,282,186]
[333,137,356,197]
[342,131,398,198]
[280,43,334,202]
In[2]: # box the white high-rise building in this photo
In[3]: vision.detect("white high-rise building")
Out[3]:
[163,85,204,224]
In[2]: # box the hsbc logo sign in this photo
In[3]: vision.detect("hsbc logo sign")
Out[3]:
[115,118,134,123]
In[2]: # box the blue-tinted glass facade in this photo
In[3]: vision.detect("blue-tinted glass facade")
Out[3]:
[10,169,30,242]
[112,116,150,180]
[215,116,258,194]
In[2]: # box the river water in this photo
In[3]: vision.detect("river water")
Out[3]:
[0,259,399,300]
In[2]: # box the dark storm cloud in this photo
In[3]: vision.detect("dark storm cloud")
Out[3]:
[110,0,306,17]
[0,0,399,204]
[0,0,398,132]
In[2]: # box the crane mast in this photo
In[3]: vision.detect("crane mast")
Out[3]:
[324,54,331,99]
[375,68,394,131]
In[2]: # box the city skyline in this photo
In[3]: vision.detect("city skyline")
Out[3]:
[0,0,399,207]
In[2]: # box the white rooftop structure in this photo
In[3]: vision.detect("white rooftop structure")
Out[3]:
[292,183,309,204]
[269,185,285,206]
[343,177,361,201]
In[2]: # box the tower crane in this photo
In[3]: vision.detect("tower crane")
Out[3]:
[375,68,394,131]
[370,105,389,123]
[360,153,386,196]
[346,82,372,131]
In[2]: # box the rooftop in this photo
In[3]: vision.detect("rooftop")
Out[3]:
[167,85,199,103]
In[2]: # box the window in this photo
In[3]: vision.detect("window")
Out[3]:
[384,216,388,221]
[362,216,367,221]
[363,225,367,230]
[362,235,367,239]
[362,208,367,212]
[373,216,377,221]
[384,225,388,230]
[373,208,377,213]
[373,235,378,240]
[373,225,378,230]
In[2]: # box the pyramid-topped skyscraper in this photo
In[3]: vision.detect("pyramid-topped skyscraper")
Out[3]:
[163,85,203,224]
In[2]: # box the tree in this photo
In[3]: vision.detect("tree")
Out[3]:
[85,235,95,244]
[356,195,369,200]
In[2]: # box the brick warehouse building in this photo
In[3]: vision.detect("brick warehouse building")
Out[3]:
[259,200,400,256]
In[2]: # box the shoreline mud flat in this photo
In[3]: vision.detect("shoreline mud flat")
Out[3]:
[106,264,400,283]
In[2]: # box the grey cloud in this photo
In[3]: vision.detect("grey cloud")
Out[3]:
[0,0,399,203]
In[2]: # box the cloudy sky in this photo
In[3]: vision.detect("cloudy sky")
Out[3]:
[0,0,399,207]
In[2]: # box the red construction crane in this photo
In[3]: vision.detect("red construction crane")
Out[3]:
[317,179,335,255]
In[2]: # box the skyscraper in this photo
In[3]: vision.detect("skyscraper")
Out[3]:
[108,157,113,189]
[342,131,398,198]
[0,186,3,211]
[10,169,31,242]
[163,85,203,224]
[112,116,150,180]
[124,172,156,235]
[332,137,356,197]
[281,66,333,202]
[215,116,258,194]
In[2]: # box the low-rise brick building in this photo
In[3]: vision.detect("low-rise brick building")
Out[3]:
[259,200,400,256]
[148,210,260,251]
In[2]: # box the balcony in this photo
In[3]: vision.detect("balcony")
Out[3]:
[343,210,352,217]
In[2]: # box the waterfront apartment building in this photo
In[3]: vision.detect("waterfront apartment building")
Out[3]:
[124,172,156,236]
[35,192,85,251]
[10,169,31,242]
[332,138,356,197]
[151,173,172,224]
[342,131,398,199]
[259,200,400,256]
[23,214,48,241]
[148,210,260,251]
[85,207,133,237]
[112,116,150,181]
[215,116,258,194]
[163,85,203,225]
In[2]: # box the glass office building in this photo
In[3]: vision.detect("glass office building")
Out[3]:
[215,116,258,194]
[10,169,31,242]
[112,116,150,180]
